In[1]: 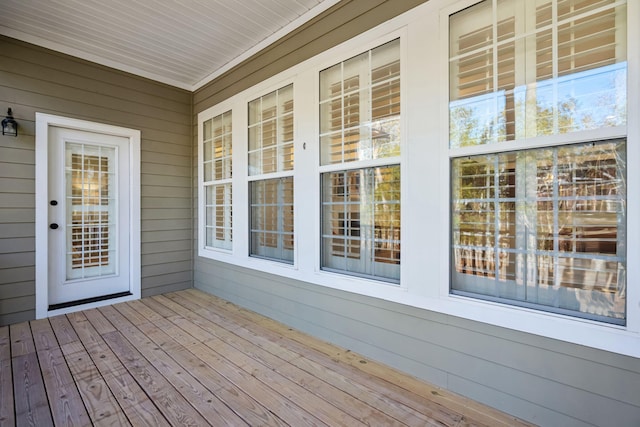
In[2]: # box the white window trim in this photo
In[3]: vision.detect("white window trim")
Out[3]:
[438,0,640,357]
[198,97,236,258]
[247,84,296,264]
[35,113,141,319]
[197,27,408,292]
[196,0,640,358]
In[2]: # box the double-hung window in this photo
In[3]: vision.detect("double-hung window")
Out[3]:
[449,0,627,323]
[202,111,233,250]
[319,39,401,282]
[248,85,295,263]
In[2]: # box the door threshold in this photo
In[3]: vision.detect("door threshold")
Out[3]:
[49,291,133,311]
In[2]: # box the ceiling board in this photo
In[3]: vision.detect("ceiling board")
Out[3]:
[0,0,340,90]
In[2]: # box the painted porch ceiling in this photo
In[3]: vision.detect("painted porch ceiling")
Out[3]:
[0,0,339,90]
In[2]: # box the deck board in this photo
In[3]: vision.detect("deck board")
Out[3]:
[56,313,132,427]
[12,351,54,426]
[0,326,15,426]
[103,303,246,426]
[0,289,535,426]
[72,309,169,427]
[131,306,285,426]
[161,293,405,426]
[31,318,91,427]
[10,322,55,426]
[170,291,463,426]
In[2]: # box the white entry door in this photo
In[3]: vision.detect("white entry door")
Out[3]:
[47,126,131,307]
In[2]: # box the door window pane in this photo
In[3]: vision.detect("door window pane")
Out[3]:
[65,143,116,279]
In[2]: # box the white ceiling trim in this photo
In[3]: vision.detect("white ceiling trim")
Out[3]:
[191,0,342,91]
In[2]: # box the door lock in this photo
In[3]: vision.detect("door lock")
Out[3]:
[50,223,59,230]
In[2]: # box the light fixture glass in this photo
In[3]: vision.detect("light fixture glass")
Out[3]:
[2,108,18,137]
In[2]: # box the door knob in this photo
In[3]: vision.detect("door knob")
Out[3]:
[50,223,59,230]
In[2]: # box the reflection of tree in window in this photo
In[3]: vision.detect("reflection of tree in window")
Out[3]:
[248,84,295,263]
[452,140,626,322]
[320,39,400,282]
[329,171,361,259]
[449,0,626,148]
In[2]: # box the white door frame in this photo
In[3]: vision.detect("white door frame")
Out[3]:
[35,113,141,318]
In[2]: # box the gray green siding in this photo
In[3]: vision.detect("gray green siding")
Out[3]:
[0,35,193,325]
[192,1,640,426]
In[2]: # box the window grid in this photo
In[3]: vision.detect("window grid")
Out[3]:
[250,177,294,263]
[451,140,626,323]
[248,85,295,262]
[449,0,628,324]
[203,110,233,250]
[248,84,294,175]
[320,39,401,165]
[321,167,401,281]
[319,39,401,283]
[66,144,116,280]
[449,0,627,148]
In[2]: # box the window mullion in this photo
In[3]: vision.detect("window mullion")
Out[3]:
[493,155,500,280]
[492,0,498,102]
[552,0,559,135]
[552,149,559,291]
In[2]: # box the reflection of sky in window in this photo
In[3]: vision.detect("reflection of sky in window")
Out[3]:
[450,62,627,148]
[450,91,507,147]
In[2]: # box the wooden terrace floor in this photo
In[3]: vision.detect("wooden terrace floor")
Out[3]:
[1,289,533,426]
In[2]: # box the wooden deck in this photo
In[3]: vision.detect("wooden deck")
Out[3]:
[0,289,533,426]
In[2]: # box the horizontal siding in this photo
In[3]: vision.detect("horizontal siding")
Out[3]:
[142,250,191,266]
[0,177,34,194]
[0,121,36,324]
[0,37,190,104]
[0,35,193,325]
[142,240,192,255]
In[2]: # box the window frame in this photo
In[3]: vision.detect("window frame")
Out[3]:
[439,0,639,355]
[196,0,640,357]
[247,84,296,263]
[197,29,408,288]
[450,140,628,324]
[447,0,630,324]
[198,98,236,258]
[318,38,403,284]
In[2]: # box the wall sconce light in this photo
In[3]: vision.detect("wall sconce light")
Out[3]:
[2,108,18,137]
